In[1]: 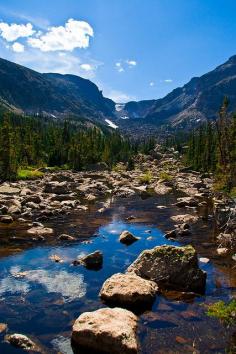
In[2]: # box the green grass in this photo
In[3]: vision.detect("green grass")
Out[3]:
[17,168,44,180]
[206,300,236,325]
[139,171,153,184]
[159,171,173,182]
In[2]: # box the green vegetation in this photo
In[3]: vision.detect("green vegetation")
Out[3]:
[139,171,153,184]
[185,99,236,193]
[0,112,155,181]
[17,168,44,180]
[206,300,236,325]
[159,171,173,182]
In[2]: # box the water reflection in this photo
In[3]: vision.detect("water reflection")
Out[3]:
[0,194,234,353]
[0,266,86,303]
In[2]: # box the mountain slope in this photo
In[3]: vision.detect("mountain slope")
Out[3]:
[122,55,236,128]
[0,57,115,119]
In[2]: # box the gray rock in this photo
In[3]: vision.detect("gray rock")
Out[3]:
[127,245,206,293]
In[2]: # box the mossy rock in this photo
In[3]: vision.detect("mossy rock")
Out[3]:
[127,245,206,293]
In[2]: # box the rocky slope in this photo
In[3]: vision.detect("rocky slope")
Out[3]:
[0,57,115,120]
[121,55,236,129]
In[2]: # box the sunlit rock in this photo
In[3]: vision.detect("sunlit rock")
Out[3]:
[99,272,158,307]
[72,307,138,354]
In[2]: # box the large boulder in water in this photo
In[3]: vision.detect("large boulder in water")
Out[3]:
[72,307,138,354]
[99,272,158,308]
[127,245,206,293]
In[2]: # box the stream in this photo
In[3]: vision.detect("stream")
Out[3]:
[0,192,235,353]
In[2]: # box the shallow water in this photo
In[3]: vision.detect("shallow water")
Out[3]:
[0,194,235,353]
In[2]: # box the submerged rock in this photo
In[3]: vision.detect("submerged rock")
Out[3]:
[72,307,138,354]
[0,323,7,333]
[99,272,158,307]
[127,245,206,293]
[5,333,38,351]
[79,251,103,269]
[119,231,139,245]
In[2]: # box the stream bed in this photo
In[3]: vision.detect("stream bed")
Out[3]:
[0,193,235,353]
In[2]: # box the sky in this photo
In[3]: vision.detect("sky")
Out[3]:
[0,0,236,103]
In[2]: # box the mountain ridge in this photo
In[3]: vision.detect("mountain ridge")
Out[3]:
[1,55,236,133]
[0,57,115,121]
[121,55,236,129]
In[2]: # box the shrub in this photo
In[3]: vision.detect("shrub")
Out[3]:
[139,171,153,184]
[17,168,44,180]
[159,171,173,182]
[206,300,236,325]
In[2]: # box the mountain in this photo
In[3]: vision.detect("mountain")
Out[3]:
[121,55,236,129]
[1,55,236,136]
[0,57,115,120]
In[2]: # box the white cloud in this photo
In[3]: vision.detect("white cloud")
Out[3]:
[115,62,124,72]
[11,49,101,79]
[115,60,137,72]
[164,79,173,83]
[80,63,93,71]
[126,59,137,66]
[103,88,135,103]
[0,22,35,42]
[149,81,155,87]
[28,18,93,52]
[12,42,25,53]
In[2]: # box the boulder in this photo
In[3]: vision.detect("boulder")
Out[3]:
[164,230,177,239]
[0,205,8,214]
[79,251,103,269]
[0,215,13,224]
[154,182,172,195]
[72,307,138,354]
[8,205,21,214]
[99,273,158,307]
[119,231,139,245]
[127,245,206,293]
[216,247,229,256]
[171,214,198,224]
[175,197,198,208]
[43,182,70,194]
[0,186,20,195]
[58,233,75,241]
[23,195,42,204]
[5,333,38,351]
[27,226,53,236]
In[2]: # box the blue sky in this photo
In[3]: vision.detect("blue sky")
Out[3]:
[0,0,236,102]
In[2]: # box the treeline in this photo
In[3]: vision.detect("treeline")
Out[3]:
[0,113,154,181]
[186,99,236,192]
